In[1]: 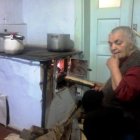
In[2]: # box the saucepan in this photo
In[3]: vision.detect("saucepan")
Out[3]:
[47,33,74,52]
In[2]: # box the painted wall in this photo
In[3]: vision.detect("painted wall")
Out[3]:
[0,57,42,130]
[22,0,75,46]
[0,0,23,24]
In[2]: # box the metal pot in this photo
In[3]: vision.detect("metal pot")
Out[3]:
[47,34,74,52]
[4,34,24,54]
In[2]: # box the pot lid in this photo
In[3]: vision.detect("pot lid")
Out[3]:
[4,33,24,40]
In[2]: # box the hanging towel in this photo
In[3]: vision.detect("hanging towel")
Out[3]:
[0,94,9,125]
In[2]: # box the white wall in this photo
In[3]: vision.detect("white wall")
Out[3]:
[0,0,23,24]
[0,57,42,130]
[22,0,75,46]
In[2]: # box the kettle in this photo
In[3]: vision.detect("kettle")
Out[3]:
[4,34,25,54]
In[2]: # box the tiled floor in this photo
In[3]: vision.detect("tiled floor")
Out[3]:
[0,124,20,140]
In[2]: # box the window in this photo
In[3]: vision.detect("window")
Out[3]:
[99,0,121,8]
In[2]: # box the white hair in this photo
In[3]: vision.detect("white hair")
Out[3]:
[111,26,137,50]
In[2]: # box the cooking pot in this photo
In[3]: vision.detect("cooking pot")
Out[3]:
[47,34,74,52]
[4,34,24,54]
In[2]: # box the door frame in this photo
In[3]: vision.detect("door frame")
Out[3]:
[74,0,84,53]
[74,0,90,61]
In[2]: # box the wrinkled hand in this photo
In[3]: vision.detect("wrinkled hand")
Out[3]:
[92,83,104,91]
[107,55,122,90]
[107,55,119,71]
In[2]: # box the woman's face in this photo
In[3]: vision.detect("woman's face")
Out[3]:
[108,30,133,59]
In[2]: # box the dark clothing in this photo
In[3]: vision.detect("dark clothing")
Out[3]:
[82,50,140,140]
[115,67,140,101]
[82,90,140,140]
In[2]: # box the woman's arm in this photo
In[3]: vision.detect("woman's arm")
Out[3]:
[107,55,122,90]
[115,67,140,101]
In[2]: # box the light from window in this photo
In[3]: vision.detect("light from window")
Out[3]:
[99,0,121,8]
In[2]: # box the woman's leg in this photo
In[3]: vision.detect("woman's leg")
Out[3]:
[83,107,124,140]
[82,90,103,113]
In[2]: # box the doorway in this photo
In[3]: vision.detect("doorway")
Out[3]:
[75,0,137,83]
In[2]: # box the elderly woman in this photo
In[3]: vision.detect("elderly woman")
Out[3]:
[82,26,140,140]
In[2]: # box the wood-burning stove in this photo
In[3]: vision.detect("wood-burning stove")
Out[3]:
[0,46,82,130]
